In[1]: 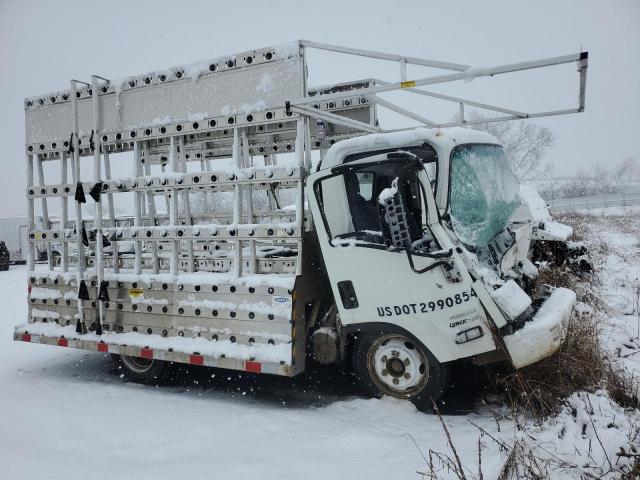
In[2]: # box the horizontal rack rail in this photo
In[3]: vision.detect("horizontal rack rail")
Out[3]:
[27,165,302,198]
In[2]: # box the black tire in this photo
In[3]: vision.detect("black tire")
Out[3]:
[0,262,9,271]
[111,353,168,384]
[352,328,448,411]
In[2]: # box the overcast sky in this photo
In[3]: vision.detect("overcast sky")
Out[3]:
[0,0,638,218]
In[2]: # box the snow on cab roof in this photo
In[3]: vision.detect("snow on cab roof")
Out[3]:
[320,127,501,170]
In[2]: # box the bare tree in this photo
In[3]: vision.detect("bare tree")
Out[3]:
[610,157,639,187]
[558,159,634,198]
[560,172,592,198]
[591,164,614,193]
[461,112,555,182]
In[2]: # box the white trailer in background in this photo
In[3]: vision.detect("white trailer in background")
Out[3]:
[15,41,588,409]
[0,216,46,263]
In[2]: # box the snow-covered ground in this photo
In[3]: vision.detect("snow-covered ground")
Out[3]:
[0,263,504,479]
[1,206,640,479]
[582,209,640,392]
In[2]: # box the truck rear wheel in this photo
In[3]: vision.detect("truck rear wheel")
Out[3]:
[353,330,448,410]
[113,354,168,384]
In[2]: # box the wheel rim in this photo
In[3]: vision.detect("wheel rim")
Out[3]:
[366,334,429,398]
[121,355,154,374]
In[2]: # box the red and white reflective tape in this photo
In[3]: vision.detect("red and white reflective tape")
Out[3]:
[189,354,204,365]
[140,347,154,359]
[245,361,262,373]
[15,331,286,376]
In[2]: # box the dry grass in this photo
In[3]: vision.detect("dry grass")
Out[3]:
[498,310,607,416]
[535,260,605,312]
[552,211,591,242]
[621,458,640,480]
[606,363,640,410]
[499,211,638,416]
[534,263,579,292]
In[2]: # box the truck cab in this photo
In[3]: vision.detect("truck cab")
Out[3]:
[306,128,576,407]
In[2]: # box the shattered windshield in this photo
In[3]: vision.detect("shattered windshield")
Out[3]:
[449,144,520,247]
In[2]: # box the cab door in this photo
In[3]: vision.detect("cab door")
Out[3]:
[307,156,497,363]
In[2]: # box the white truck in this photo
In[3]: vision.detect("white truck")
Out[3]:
[0,216,47,264]
[15,41,588,409]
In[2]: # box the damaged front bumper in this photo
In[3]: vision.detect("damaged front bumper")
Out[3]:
[502,287,576,368]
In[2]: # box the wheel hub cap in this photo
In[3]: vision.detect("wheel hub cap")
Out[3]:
[368,335,428,397]
[386,357,406,377]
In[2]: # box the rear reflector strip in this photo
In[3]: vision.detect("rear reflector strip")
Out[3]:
[189,354,204,365]
[245,361,262,373]
[15,331,288,375]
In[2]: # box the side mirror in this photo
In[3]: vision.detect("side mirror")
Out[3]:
[378,180,411,249]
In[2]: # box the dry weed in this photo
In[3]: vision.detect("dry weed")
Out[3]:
[498,310,606,416]
[500,211,632,415]
[606,364,640,410]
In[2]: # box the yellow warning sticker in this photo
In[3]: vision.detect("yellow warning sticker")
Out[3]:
[128,288,144,298]
[400,80,416,89]
[34,232,42,241]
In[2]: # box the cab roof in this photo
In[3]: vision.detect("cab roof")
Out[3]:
[319,127,501,170]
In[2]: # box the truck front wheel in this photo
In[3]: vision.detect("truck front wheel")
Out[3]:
[113,354,168,384]
[353,330,448,410]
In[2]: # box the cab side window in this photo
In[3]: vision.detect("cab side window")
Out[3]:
[344,172,380,233]
[355,172,374,200]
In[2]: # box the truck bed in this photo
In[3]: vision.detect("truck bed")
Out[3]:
[20,267,299,375]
